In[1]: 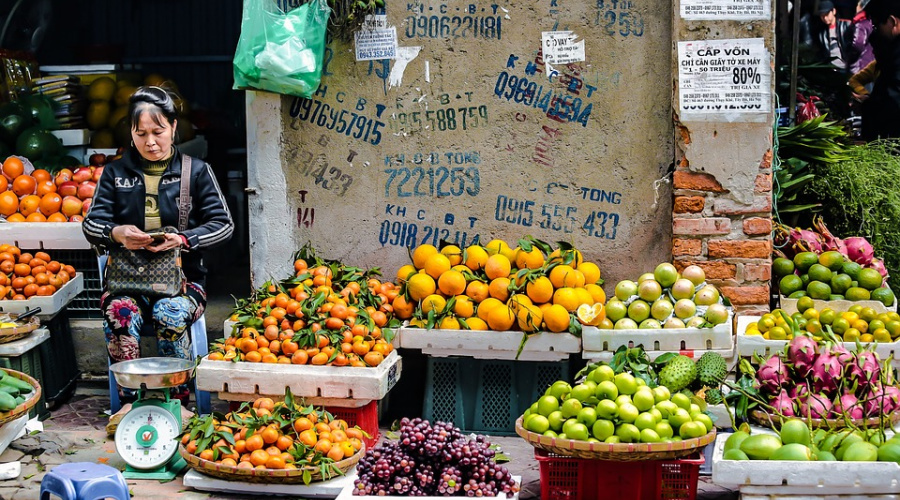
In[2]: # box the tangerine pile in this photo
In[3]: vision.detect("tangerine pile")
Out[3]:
[181,395,366,475]
[0,245,76,299]
[396,238,606,333]
[209,246,397,367]
[0,157,98,223]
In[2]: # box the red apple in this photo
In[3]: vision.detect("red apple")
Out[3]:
[55,168,73,186]
[58,181,78,197]
[77,181,96,200]
[72,167,93,184]
[81,198,91,216]
[69,214,84,222]
[89,153,107,167]
[61,196,83,217]
[91,166,104,183]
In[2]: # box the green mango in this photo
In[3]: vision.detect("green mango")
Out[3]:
[770,443,812,461]
[842,441,878,462]
[740,434,783,460]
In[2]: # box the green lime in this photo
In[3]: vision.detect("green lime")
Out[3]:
[796,295,815,313]
[793,252,819,273]
[808,264,833,283]
[807,281,832,300]
[872,287,896,307]
[779,274,804,296]
[818,251,845,271]
[789,290,808,299]
[858,268,885,291]
[842,261,863,281]
[845,287,871,301]
[819,308,837,325]
[773,258,795,277]
[830,273,853,295]
[800,274,811,287]
[830,295,845,300]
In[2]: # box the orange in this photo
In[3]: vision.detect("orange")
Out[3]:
[488,277,511,302]
[553,287,581,312]
[11,175,35,197]
[250,449,270,466]
[2,157,23,180]
[423,253,451,279]
[484,254,512,280]
[298,429,318,447]
[245,434,264,452]
[391,295,415,319]
[276,435,294,451]
[4,213,23,223]
[0,176,6,192]
[327,446,344,461]
[35,180,56,197]
[314,439,333,454]
[311,352,329,365]
[47,212,68,222]
[526,276,554,304]
[487,305,516,331]
[261,426,279,445]
[265,455,286,469]
[39,193,62,216]
[364,351,384,366]
[31,169,51,183]
[199,449,215,461]
[543,304,571,332]
[438,270,467,296]
[340,441,356,458]
[412,244,439,269]
[0,191,18,216]
[465,280,490,303]
[515,247,545,269]
[18,195,40,216]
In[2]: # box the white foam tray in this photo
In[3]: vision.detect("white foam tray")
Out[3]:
[51,129,90,146]
[582,311,734,353]
[0,414,27,457]
[0,273,83,319]
[0,223,91,250]
[582,330,734,361]
[196,350,401,401]
[712,432,900,492]
[735,315,900,366]
[0,328,49,357]
[398,326,579,362]
[780,293,897,315]
[335,475,521,500]
[183,467,358,497]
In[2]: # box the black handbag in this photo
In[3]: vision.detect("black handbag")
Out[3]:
[104,155,192,298]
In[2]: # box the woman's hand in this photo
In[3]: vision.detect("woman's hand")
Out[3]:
[145,233,183,252]
[111,225,154,250]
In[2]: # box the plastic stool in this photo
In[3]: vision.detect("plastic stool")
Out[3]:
[40,462,129,500]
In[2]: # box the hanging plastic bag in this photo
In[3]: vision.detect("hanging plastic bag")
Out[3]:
[233,0,331,98]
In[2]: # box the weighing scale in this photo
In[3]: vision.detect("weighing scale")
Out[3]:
[110,357,194,480]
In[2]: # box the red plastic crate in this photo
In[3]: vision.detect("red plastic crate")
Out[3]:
[325,400,380,450]
[535,448,703,500]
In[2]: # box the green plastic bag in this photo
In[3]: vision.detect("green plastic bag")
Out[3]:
[233,0,331,98]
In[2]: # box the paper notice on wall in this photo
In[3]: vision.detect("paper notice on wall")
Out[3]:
[355,15,397,61]
[541,31,585,65]
[680,0,770,20]
[678,38,771,122]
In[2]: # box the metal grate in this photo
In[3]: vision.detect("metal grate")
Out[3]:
[474,362,515,432]
[423,357,464,426]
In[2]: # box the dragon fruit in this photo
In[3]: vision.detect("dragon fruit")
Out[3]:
[884,386,900,411]
[869,258,889,282]
[774,224,823,255]
[863,385,891,416]
[787,335,818,378]
[832,392,864,419]
[756,354,789,394]
[830,344,855,365]
[846,351,881,389]
[813,215,847,254]
[770,389,796,417]
[812,351,843,395]
[799,392,833,419]
[789,381,812,400]
[844,236,875,265]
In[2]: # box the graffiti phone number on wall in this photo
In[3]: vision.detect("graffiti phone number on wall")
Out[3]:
[290,98,385,146]
[384,167,480,198]
[380,220,482,248]
[494,195,620,239]
[494,72,593,126]
[390,106,488,134]
[405,15,502,39]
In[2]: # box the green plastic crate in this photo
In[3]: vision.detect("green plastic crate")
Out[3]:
[423,356,570,435]
[0,344,49,420]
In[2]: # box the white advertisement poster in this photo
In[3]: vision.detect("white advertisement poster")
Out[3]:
[355,15,398,61]
[680,0,771,20]
[678,38,771,122]
[541,31,586,65]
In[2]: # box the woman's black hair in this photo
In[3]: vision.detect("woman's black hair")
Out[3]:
[128,86,178,130]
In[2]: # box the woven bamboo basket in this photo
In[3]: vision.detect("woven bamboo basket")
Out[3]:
[515,417,716,461]
[0,316,40,345]
[0,368,41,426]
[750,408,900,430]
[180,442,364,484]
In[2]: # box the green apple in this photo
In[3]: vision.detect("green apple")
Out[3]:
[543,430,558,438]
[634,412,657,431]
[671,393,692,411]
[595,399,618,420]
[655,400,678,419]
[566,422,590,441]
[589,365,616,384]
[561,398,583,418]
[537,395,560,416]
[525,414,550,434]
[652,386,671,404]
[648,408,663,423]
[592,419,615,440]
[679,421,707,439]
[632,388,656,412]
[615,423,641,443]
[570,384,594,403]
[617,403,639,423]
[668,408,692,429]
[595,381,619,400]
[547,381,572,400]
[640,428,661,443]
[548,410,565,432]
[655,421,674,439]
[577,407,598,428]
[614,373,638,395]
[693,413,714,433]
[605,436,621,444]
[615,394,633,406]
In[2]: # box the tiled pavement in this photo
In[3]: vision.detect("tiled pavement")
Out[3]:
[0,386,738,500]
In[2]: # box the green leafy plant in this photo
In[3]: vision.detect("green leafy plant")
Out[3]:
[773,157,820,216]
[777,115,851,165]
[327,0,384,41]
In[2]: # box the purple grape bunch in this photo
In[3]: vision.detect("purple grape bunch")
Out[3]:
[353,418,520,497]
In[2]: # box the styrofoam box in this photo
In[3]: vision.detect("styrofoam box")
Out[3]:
[582,311,734,353]
[0,222,91,249]
[780,293,897,315]
[335,476,521,500]
[0,414,27,457]
[582,345,735,362]
[196,350,402,400]
[0,328,49,357]
[183,467,358,497]
[711,433,900,493]
[398,326,579,362]
[0,273,83,319]
[735,316,900,365]
[50,129,90,146]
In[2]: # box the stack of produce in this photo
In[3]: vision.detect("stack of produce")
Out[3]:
[723,419,900,463]
[180,393,366,479]
[0,245,76,299]
[351,418,519,497]
[31,75,86,129]
[398,238,605,333]
[752,332,900,420]
[209,246,397,367]
[603,263,729,330]
[0,96,74,169]
[0,369,36,411]
[774,217,890,303]
[0,155,102,223]
[744,304,900,343]
[521,349,727,442]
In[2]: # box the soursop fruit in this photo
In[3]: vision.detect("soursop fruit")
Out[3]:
[705,388,724,405]
[696,351,728,387]
[658,355,698,392]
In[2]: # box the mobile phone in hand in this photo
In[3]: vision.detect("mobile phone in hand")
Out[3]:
[146,231,167,242]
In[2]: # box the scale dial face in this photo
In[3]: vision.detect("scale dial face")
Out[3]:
[115,405,180,470]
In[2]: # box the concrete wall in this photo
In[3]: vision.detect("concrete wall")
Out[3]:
[248,0,676,287]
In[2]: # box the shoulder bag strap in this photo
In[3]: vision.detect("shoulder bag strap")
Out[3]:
[178,155,191,232]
